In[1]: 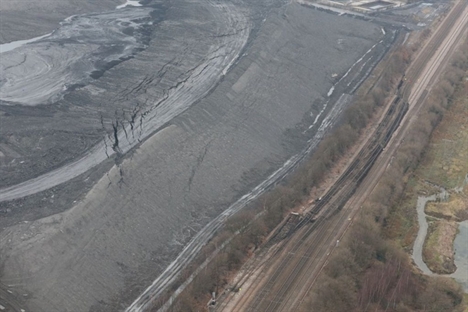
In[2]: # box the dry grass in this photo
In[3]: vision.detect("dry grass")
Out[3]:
[422,219,458,274]
[418,81,468,189]
[389,80,468,250]
[426,192,468,221]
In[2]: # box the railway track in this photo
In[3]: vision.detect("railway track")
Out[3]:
[218,1,468,311]
[216,81,405,312]
[218,84,408,312]
[401,0,465,102]
[247,95,408,312]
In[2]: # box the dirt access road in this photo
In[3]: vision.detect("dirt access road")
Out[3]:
[218,1,468,311]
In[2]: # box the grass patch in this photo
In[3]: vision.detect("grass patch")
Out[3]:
[422,219,458,274]
[389,80,468,248]
[426,192,468,221]
[384,177,438,249]
[417,83,468,189]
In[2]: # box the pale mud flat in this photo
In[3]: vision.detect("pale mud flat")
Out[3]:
[117,0,143,9]
[0,9,154,105]
[0,1,386,311]
[0,0,125,44]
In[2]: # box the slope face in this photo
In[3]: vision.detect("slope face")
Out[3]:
[0,1,384,311]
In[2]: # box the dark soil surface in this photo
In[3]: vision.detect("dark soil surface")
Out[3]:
[0,0,391,311]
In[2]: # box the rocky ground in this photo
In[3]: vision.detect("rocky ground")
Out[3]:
[0,0,387,311]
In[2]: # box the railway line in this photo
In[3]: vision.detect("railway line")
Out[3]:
[242,84,408,312]
[125,12,397,312]
[217,1,468,311]
[217,59,409,312]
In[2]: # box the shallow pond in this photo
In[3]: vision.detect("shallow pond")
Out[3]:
[413,190,468,292]
[452,220,468,291]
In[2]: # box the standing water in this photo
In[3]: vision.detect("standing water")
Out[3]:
[413,188,468,291]
[117,0,142,9]
[452,220,468,291]
[0,33,51,54]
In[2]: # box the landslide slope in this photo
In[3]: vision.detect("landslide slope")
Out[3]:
[0,1,384,311]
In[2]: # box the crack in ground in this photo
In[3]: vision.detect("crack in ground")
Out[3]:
[187,140,213,192]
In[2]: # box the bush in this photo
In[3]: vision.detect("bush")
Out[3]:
[304,34,468,312]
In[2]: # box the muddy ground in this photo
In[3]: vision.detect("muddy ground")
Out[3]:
[0,0,125,44]
[0,0,391,311]
[423,219,458,274]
